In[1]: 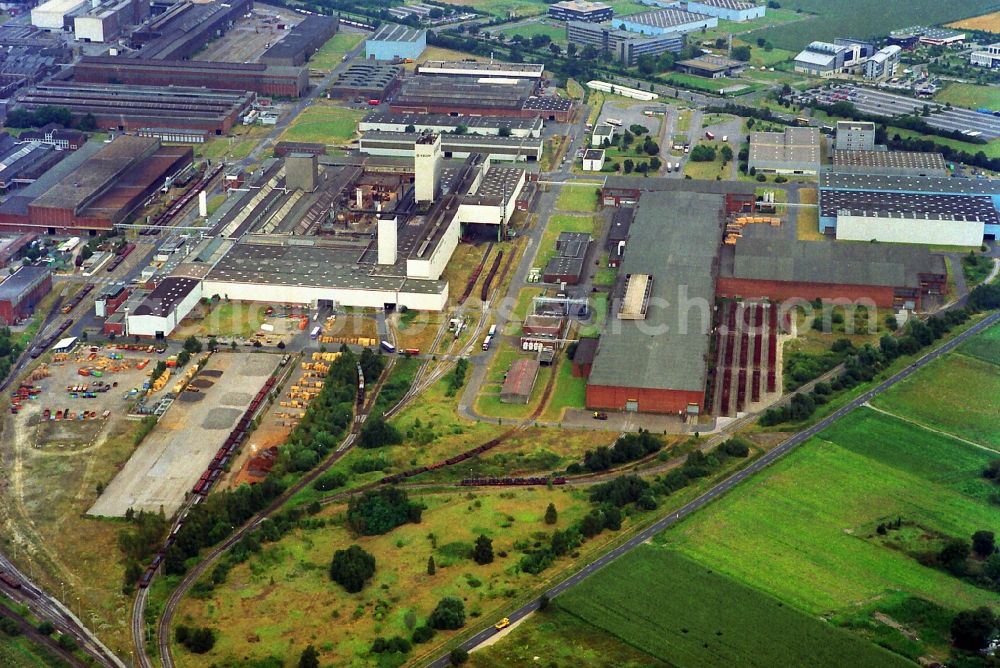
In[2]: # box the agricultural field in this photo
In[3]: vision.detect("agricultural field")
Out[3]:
[309,31,366,70]
[659,405,1000,662]
[557,547,912,668]
[957,320,1000,365]
[870,344,1000,450]
[555,185,600,213]
[948,10,1000,33]
[279,102,365,145]
[934,82,1000,111]
[750,0,1000,50]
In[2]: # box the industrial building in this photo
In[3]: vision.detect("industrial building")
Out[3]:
[0,25,71,88]
[19,124,86,151]
[391,76,572,121]
[15,81,254,134]
[606,205,634,267]
[566,20,684,65]
[360,111,542,138]
[136,128,210,144]
[260,15,339,67]
[548,0,613,23]
[359,131,543,162]
[0,265,51,325]
[73,0,149,43]
[31,0,88,30]
[618,8,716,36]
[0,135,67,191]
[819,172,1000,244]
[365,24,426,61]
[582,149,605,171]
[500,358,540,403]
[834,120,875,151]
[0,136,192,233]
[326,61,403,101]
[888,26,965,48]
[748,126,819,175]
[586,191,723,415]
[686,0,764,21]
[416,60,545,80]
[543,231,590,284]
[793,40,867,76]
[970,43,1000,69]
[129,0,252,60]
[126,276,201,338]
[73,56,309,98]
[864,45,901,80]
[675,53,745,78]
[830,150,948,177]
[717,226,947,310]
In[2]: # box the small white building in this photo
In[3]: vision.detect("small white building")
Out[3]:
[585,80,658,101]
[126,276,201,338]
[970,43,1000,68]
[592,124,616,147]
[582,148,606,171]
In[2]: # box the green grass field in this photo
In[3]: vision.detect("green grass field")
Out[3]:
[871,352,1000,450]
[555,185,600,212]
[0,633,65,668]
[750,0,1000,50]
[279,103,365,145]
[887,126,1000,159]
[558,547,911,668]
[957,321,1000,365]
[682,141,728,180]
[309,31,365,70]
[540,355,586,421]
[934,82,1000,111]
[663,407,1000,619]
[498,22,567,45]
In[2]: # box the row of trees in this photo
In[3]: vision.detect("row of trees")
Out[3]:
[572,429,665,473]
[5,106,96,131]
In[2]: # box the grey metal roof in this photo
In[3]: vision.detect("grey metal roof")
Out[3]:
[588,191,722,393]
[626,8,712,29]
[725,228,945,288]
[820,172,1000,195]
[831,150,946,172]
[0,265,50,301]
[361,111,540,133]
[370,24,424,43]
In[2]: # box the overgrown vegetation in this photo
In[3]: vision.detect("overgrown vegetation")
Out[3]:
[346,487,423,536]
[446,358,469,397]
[329,544,376,593]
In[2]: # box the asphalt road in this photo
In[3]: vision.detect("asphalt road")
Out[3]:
[426,310,1000,667]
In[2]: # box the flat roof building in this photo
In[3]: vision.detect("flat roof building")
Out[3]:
[74,56,309,98]
[326,61,403,101]
[830,150,947,177]
[130,0,252,60]
[260,15,339,67]
[543,231,590,284]
[970,43,1000,69]
[360,131,543,162]
[416,60,544,79]
[748,126,819,175]
[366,24,426,61]
[360,111,542,138]
[549,0,612,23]
[31,0,88,31]
[835,120,875,151]
[127,275,201,338]
[390,76,573,121]
[16,81,253,134]
[566,20,685,65]
[675,53,745,78]
[686,0,764,22]
[718,226,947,310]
[619,8,717,36]
[0,136,66,191]
[586,191,723,415]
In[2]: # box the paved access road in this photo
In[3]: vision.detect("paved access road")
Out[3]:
[426,310,1000,667]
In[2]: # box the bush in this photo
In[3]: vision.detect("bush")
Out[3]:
[359,417,403,448]
[313,471,347,491]
[429,597,465,630]
[588,475,650,507]
[473,534,494,565]
[690,144,716,162]
[330,544,376,593]
[719,436,750,458]
[175,625,215,654]
[411,625,435,643]
[951,607,997,651]
[347,487,423,535]
[450,648,469,665]
[370,635,411,654]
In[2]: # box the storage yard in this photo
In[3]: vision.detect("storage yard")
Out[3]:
[87,352,280,517]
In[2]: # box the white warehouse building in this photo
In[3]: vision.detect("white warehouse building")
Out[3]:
[126,276,202,338]
[31,0,88,29]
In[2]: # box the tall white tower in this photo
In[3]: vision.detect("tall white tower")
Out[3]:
[414,133,442,203]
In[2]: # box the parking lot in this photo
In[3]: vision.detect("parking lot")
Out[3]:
[804,84,1000,140]
[87,352,280,517]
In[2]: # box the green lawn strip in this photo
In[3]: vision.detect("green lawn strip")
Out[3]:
[663,416,1000,617]
[869,352,1000,450]
[309,31,365,70]
[934,82,1000,110]
[539,355,586,420]
[280,104,365,145]
[557,546,912,668]
[534,214,595,268]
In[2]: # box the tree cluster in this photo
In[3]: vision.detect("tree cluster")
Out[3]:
[175,625,216,654]
[330,544,376,593]
[574,429,664,473]
[347,487,423,536]
[5,105,73,129]
[358,416,403,448]
[428,596,465,630]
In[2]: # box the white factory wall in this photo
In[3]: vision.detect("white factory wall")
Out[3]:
[406,214,459,281]
[31,0,87,29]
[201,281,448,311]
[836,214,985,247]
[74,16,108,42]
[127,282,203,337]
[359,121,539,138]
